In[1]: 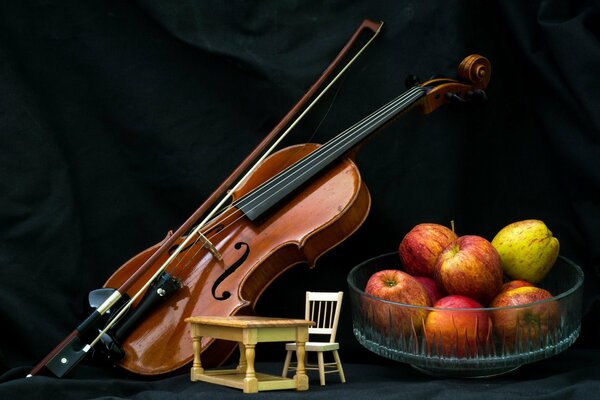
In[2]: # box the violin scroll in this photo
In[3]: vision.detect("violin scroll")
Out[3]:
[418,54,491,114]
[458,54,491,89]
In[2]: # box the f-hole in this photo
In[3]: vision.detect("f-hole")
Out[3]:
[211,242,250,301]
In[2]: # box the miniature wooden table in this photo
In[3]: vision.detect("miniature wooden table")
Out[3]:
[186,316,314,393]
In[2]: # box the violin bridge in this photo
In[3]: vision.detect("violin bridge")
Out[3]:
[197,231,223,261]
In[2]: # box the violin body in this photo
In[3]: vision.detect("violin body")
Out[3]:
[104,143,371,375]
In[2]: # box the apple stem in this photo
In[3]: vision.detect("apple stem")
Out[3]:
[451,220,455,234]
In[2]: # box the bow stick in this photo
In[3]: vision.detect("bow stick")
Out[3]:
[29,18,383,378]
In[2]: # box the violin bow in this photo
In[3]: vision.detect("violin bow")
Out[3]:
[29,19,383,378]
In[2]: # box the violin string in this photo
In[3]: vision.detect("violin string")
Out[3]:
[308,73,347,142]
[234,86,426,212]
[251,74,349,183]
[166,87,426,280]
[236,86,424,209]
[145,29,389,284]
[166,227,207,277]
[165,86,426,281]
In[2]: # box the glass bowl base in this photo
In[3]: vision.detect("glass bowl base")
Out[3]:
[410,364,520,379]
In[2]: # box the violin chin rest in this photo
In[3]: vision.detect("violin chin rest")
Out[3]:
[88,288,117,309]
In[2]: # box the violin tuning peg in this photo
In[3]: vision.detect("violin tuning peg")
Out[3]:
[404,75,421,88]
[467,89,488,102]
[445,92,466,103]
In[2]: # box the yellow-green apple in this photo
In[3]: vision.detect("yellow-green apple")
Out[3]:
[424,295,492,357]
[413,276,442,304]
[434,235,503,306]
[491,219,560,284]
[364,269,431,336]
[501,279,533,293]
[399,223,458,278]
[489,286,560,349]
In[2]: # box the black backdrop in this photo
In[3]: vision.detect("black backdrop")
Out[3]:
[1,1,599,399]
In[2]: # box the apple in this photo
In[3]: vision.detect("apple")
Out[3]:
[491,219,560,284]
[413,276,442,304]
[490,286,560,349]
[399,223,458,278]
[424,295,492,357]
[434,235,503,306]
[501,279,533,293]
[364,269,431,336]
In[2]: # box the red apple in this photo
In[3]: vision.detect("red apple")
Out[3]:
[424,295,492,357]
[364,269,431,336]
[501,279,533,293]
[434,235,503,306]
[413,276,442,304]
[489,286,560,349]
[399,223,458,278]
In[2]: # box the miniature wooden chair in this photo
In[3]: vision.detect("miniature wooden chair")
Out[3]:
[281,291,346,386]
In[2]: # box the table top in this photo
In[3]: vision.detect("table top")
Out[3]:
[185,315,314,328]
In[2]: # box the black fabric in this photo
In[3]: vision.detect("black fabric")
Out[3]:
[1,1,599,399]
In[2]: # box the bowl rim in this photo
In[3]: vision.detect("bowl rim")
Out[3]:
[347,252,584,311]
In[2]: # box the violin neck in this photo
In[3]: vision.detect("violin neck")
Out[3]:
[235,86,428,221]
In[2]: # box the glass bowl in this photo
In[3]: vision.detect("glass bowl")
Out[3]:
[347,252,584,378]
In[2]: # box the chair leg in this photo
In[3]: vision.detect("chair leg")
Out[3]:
[282,350,293,377]
[332,350,346,383]
[317,352,325,386]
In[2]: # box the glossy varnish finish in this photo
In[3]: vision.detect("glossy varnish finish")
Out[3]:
[103,143,371,375]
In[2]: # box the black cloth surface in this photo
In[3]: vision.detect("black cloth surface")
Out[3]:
[2,353,600,400]
[1,1,599,399]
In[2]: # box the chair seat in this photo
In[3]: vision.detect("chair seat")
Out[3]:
[282,291,346,385]
[285,341,340,352]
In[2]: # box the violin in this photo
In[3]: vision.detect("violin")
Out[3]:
[29,20,491,378]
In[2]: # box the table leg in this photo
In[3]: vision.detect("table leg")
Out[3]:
[294,342,309,391]
[237,342,247,373]
[191,334,204,381]
[242,343,258,393]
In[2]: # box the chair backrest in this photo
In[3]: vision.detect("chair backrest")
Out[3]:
[305,291,343,343]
